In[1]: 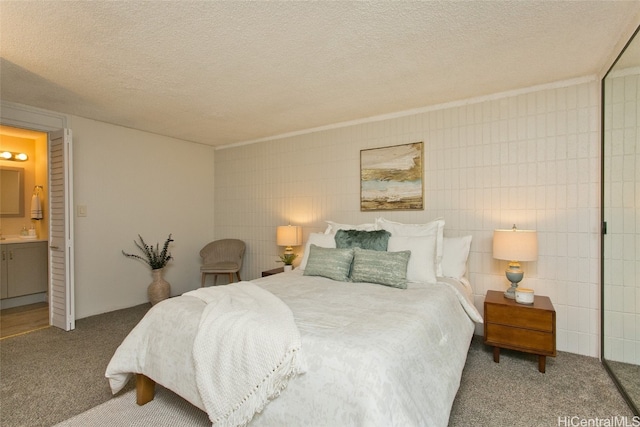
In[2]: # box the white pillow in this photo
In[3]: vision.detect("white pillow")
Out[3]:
[376,217,445,275]
[441,235,472,280]
[387,234,438,284]
[324,220,377,234]
[299,233,337,270]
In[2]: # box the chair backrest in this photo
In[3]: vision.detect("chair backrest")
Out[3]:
[200,239,246,267]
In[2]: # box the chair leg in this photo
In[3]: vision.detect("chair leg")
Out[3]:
[202,273,240,286]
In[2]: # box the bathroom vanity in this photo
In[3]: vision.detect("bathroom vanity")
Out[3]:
[0,239,48,300]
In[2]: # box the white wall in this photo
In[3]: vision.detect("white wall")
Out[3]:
[215,78,601,357]
[71,116,216,317]
[1,102,216,319]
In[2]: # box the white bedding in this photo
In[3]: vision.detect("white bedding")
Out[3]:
[106,271,481,427]
[185,282,306,426]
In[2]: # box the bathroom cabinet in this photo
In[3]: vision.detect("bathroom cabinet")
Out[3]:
[0,241,48,299]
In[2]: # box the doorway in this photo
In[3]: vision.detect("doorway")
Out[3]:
[0,103,75,332]
[0,125,50,336]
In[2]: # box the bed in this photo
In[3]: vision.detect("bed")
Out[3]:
[106,219,483,427]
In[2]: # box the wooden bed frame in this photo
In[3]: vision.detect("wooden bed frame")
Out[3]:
[136,374,156,405]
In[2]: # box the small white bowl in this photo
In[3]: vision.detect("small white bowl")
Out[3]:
[515,288,535,305]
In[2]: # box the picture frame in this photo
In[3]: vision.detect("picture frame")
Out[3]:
[360,142,423,211]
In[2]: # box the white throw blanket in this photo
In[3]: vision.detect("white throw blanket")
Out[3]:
[183,282,307,427]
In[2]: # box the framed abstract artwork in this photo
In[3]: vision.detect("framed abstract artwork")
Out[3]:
[360,142,423,211]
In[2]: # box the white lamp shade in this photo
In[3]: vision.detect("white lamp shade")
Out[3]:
[276,225,302,247]
[493,228,538,262]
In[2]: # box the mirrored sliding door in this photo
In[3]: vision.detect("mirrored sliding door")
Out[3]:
[602,25,640,416]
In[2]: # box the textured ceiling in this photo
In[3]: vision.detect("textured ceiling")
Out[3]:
[1,1,639,147]
[611,27,640,72]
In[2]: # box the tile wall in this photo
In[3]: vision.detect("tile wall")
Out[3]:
[215,78,601,357]
[603,68,640,364]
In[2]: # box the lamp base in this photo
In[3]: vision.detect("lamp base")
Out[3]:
[504,284,518,299]
[504,262,524,299]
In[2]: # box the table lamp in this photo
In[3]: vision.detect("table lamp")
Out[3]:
[493,225,538,299]
[276,225,302,254]
[277,225,302,271]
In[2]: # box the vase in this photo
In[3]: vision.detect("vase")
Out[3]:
[283,265,293,272]
[148,268,170,305]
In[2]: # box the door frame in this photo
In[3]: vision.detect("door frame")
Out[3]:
[0,101,74,330]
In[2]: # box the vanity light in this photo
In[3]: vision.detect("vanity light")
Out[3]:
[0,151,29,162]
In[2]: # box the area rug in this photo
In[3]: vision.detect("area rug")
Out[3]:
[53,386,210,427]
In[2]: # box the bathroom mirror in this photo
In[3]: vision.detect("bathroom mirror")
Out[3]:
[0,166,25,217]
[602,25,640,416]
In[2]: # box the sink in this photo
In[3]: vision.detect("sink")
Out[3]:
[0,237,34,243]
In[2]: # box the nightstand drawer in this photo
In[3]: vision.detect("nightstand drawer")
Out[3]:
[485,323,555,355]
[483,291,556,372]
[485,303,553,332]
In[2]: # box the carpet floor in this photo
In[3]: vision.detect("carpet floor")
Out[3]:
[607,360,640,411]
[1,303,636,426]
[52,339,637,427]
[1,303,150,427]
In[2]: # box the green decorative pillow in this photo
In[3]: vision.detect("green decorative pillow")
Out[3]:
[350,247,411,289]
[334,229,391,251]
[302,245,354,282]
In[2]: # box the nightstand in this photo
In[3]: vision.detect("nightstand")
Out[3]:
[483,290,556,373]
[261,267,284,277]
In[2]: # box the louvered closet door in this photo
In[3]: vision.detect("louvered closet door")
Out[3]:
[49,129,75,331]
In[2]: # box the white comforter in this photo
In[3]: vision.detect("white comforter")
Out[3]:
[106,271,481,427]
